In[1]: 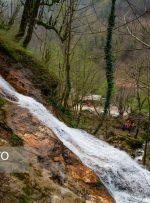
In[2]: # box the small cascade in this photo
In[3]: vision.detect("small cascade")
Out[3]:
[0,75,150,203]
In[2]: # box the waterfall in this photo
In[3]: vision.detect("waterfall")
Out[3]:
[0,75,150,203]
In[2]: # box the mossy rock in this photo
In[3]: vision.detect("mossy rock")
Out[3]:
[126,137,143,149]
[0,98,6,106]
[11,133,23,146]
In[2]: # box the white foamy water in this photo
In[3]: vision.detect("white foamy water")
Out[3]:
[0,75,150,203]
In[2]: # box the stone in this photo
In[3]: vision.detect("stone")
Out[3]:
[67,164,98,183]
[5,104,114,203]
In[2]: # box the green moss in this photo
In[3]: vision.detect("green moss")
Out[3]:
[19,194,30,203]
[0,98,6,106]
[22,186,31,196]
[13,173,27,181]
[11,133,23,146]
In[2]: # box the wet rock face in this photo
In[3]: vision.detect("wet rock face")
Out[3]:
[6,70,33,95]
[2,68,44,102]
[67,165,98,184]
[5,104,114,203]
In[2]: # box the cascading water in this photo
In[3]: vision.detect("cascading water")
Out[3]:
[0,75,150,203]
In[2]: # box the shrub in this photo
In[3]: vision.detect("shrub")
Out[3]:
[126,137,143,149]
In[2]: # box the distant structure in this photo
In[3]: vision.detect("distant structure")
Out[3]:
[80,95,101,102]
[116,79,137,95]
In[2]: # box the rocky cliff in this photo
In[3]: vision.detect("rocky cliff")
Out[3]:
[0,37,114,203]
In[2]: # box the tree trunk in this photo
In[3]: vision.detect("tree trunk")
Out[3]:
[8,3,21,29]
[63,0,74,108]
[94,0,116,135]
[15,0,32,40]
[64,63,71,108]
[143,90,150,165]
[23,0,41,48]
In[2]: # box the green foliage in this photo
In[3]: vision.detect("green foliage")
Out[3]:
[0,23,7,29]
[48,97,78,128]
[143,133,150,142]
[128,94,150,114]
[0,98,6,106]
[99,80,116,97]
[126,137,143,149]
[45,41,63,69]
[11,133,23,146]
[19,194,30,203]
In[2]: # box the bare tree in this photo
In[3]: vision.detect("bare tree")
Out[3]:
[23,0,41,47]
[0,0,8,28]
[15,0,33,40]
[15,0,61,47]
[7,0,21,29]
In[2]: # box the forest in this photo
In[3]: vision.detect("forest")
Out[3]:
[0,0,150,203]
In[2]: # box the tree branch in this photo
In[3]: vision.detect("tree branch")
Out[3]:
[36,20,65,42]
[124,11,150,48]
